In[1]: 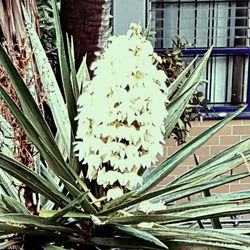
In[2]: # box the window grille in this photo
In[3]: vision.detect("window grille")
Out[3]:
[151,0,249,49]
[188,54,249,105]
[150,0,250,109]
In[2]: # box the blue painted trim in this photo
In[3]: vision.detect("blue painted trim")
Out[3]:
[247,55,250,112]
[199,112,250,120]
[151,0,248,3]
[155,48,250,55]
[200,111,250,120]
[193,106,250,120]
[182,48,250,55]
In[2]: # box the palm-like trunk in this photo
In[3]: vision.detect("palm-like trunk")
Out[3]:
[0,0,39,45]
[60,0,111,70]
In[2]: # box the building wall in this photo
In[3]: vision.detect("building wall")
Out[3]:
[113,0,146,35]
[155,119,250,201]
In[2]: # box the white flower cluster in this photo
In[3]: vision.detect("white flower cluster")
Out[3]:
[138,200,166,214]
[74,23,168,200]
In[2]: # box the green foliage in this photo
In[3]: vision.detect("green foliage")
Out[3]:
[37,0,58,70]
[159,36,209,145]
[0,3,250,250]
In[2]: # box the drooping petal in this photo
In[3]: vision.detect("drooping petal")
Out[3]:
[107,187,124,201]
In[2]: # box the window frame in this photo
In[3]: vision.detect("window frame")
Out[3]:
[150,0,250,119]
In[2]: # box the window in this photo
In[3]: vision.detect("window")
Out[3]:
[151,0,250,116]
[113,0,250,116]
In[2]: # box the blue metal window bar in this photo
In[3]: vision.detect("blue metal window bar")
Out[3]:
[150,0,250,118]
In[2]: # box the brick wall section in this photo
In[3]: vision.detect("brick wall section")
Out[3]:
[155,119,250,201]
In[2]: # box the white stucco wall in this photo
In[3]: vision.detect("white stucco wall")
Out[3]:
[113,0,147,35]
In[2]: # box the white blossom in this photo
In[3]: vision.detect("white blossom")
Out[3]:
[74,23,168,200]
[137,222,155,229]
[138,200,166,214]
[107,187,124,201]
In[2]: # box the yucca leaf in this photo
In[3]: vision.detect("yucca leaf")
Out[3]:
[0,223,43,235]
[51,0,77,131]
[0,223,69,238]
[167,56,198,99]
[0,84,77,189]
[101,185,178,212]
[40,161,62,209]
[40,162,61,190]
[0,45,76,185]
[43,245,66,250]
[66,34,79,101]
[166,203,250,224]
[0,41,108,211]
[40,210,91,219]
[71,236,161,249]
[77,55,90,93]
[58,176,97,214]
[0,194,29,214]
[149,226,250,248]
[214,228,250,235]
[0,240,20,249]
[100,173,249,215]
[0,206,9,215]
[0,169,18,200]
[0,118,26,200]
[0,45,66,166]
[50,191,89,221]
[191,153,215,229]
[113,224,168,249]
[68,167,99,206]
[164,81,198,140]
[109,215,188,225]
[166,240,249,250]
[0,84,96,211]
[164,87,191,132]
[172,47,213,100]
[182,151,250,187]
[182,149,250,187]
[23,8,71,159]
[164,47,212,139]
[153,173,250,205]
[66,39,84,172]
[0,214,77,233]
[164,189,250,212]
[172,138,250,185]
[109,204,250,226]
[136,105,246,195]
[0,116,14,156]
[0,153,70,207]
[166,149,250,192]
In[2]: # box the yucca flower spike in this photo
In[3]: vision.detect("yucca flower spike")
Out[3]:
[74,23,168,200]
